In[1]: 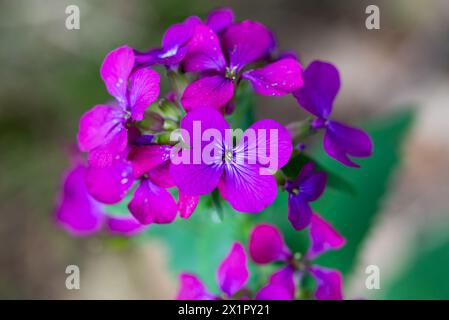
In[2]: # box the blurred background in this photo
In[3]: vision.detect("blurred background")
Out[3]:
[1,0,449,299]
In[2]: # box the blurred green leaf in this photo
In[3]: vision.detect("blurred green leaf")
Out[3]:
[227,81,255,131]
[380,218,449,299]
[312,110,415,275]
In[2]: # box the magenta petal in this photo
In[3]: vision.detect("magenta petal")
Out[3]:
[269,266,296,298]
[178,192,200,219]
[134,17,201,67]
[249,224,290,264]
[128,68,160,120]
[293,60,340,119]
[217,242,249,297]
[256,267,296,300]
[242,58,303,96]
[129,145,172,178]
[177,273,214,300]
[181,75,234,111]
[85,157,135,204]
[55,165,104,235]
[218,163,277,213]
[222,20,274,70]
[288,194,313,230]
[307,213,346,259]
[206,8,234,33]
[100,46,134,107]
[324,120,373,167]
[180,107,230,138]
[162,16,201,50]
[148,161,175,188]
[256,284,293,300]
[128,179,177,225]
[309,266,344,300]
[183,25,226,73]
[241,119,293,170]
[171,162,224,196]
[170,108,230,193]
[105,216,145,236]
[77,105,127,154]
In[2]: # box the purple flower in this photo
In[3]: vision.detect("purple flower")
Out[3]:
[249,219,345,300]
[177,242,249,299]
[77,46,160,167]
[293,61,373,168]
[170,107,293,213]
[285,162,326,230]
[55,164,143,236]
[180,21,303,110]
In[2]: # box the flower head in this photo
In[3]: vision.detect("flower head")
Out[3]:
[285,162,327,230]
[170,107,293,213]
[249,218,345,300]
[77,46,160,167]
[293,61,373,167]
[180,21,303,110]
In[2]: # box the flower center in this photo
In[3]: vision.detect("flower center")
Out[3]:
[223,149,234,163]
[225,66,238,80]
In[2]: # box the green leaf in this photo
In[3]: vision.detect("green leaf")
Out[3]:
[312,110,415,275]
[379,218,449,299]
[227,81,255,131]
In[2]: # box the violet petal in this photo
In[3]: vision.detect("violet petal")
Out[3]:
[307,213,345,259]
[309,266,344,300]
[217,242,249,297]
[100,46,134,107]
[293,60,340,119]
[242,58,303,96]
[249,224,290,264]
[128,179,178,225]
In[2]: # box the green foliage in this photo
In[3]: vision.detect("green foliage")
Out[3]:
[379,217,449,299]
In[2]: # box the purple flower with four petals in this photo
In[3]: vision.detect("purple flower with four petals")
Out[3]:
[293,61,373,168]
[170,107,293,213]
[286,162,327,230]
[249,217,345,300]
[78,46,160,167]
[180,21,303,110]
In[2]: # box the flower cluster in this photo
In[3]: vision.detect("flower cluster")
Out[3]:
[177,215,345,300]
[55,7,373,299]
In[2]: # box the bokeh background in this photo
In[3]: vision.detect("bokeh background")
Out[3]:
[1,0,449,299]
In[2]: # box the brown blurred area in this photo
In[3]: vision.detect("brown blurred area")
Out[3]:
[0,0,448,299]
